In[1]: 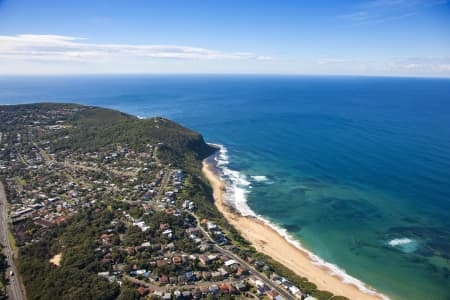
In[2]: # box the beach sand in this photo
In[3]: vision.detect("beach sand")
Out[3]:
[202,159,386,300]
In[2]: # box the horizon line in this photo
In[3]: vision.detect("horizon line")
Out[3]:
[1,73,450,80]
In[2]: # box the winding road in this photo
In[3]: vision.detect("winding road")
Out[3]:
[0,181,26,300]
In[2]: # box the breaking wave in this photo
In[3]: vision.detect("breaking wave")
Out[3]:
[208,142,390,300]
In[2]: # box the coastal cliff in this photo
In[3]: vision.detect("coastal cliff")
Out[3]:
[1,103,349,300]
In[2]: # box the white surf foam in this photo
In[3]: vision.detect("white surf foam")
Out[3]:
[208,143,390,300]
[251,175,269,182]
[388,238,412,247]
[211,143,255,217]
[387,238,418,253]
[258,217,390,300]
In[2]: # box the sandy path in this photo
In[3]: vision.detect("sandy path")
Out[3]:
[49,253,62,266]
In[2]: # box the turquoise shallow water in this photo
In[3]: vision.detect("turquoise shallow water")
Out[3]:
[1,75,450,299]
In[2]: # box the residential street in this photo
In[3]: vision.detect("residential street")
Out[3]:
[189,212,294,300]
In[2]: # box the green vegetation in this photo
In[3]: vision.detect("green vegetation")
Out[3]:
[179,154,348,300]
[56,105,215,165]
[18,208,121,300]
[0,103,215,167]
[0,250,7,299]
[2,103,348,300]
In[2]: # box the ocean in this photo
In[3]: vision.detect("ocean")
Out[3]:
[1,75,449,300]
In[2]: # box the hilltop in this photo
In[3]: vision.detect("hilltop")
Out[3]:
[0,103,347,300]
[0,103,215,166]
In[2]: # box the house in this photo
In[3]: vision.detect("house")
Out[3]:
[160,223,170,230]
[236,266,248,276]
[263,264,272,272]
[165,242,176,251]
[206,221,217,231]
[254,260,265,269]
[172,256,182,265]
[174,290,182,299]
[156,259,168,268]
[234,282,247,292]
[154,291,164,297]
[177,275,187,285]
[267,290,279,300]
[185,271,194,281]
[202,271,211,280]
[199,242,210,252]
[160,274,169,285]
[182,199,190,209]
[198,255,210,265]
[218,267,229,277]
[270,273,282,282]
[219,284,230,293]
[130,269,146,276]
[141,241,151,247]
[136,287,149,296]
[200,286,209,295]
[152,243,162,251]
[133,221,150,231]
[289,286,300,295]
[257,285,270,295]
[169,276,178,284]
[100,233,114,246]
[182,291,192,298]
[229,285,238,294]
[207,254,218,261]
[33,218,51,227]
[211,271,222,281]
[54,215,69,225]
[209,285,219,294]
[192,288,201,299]
[224,259,238,267]
[127,247,136,256]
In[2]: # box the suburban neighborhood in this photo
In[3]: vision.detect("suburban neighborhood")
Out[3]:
[0,104,334,300]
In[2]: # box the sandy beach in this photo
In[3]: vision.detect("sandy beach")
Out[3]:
[202,159,386,300]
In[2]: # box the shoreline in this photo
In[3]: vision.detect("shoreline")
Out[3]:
[202,154,388,300]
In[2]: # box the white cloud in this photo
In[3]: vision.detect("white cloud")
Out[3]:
[317,58,348,65]
[397,56,450,67]
[0,34,270,63]
[338,11,370,21]
[359,0,416,9]
[435,64,450,71]
[359,0,448,9]
[376,57,450,75]
[339,0,447,25]
[312,55,450,77]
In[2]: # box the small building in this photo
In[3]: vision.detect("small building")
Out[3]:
[224,259,238,267]
[209,285,219,294]
[172,256,183,265]
[160,274,169,285]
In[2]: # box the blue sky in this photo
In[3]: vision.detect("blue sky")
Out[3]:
[0,0,449,76]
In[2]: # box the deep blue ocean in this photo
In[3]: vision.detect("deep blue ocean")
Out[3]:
[1,75,449,300]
